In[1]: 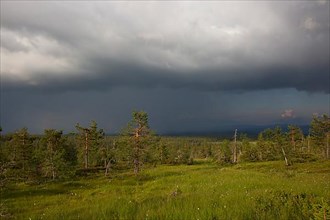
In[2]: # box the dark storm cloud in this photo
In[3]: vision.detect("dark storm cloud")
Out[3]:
[2,87,328,134]
[1,1,329,134]
[2,61,328,93]
[1,1,329,93]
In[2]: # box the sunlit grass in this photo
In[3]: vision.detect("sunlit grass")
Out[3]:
[2,160,330,219]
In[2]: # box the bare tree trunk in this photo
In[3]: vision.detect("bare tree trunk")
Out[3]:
[49,142,55,180]
[307,135,311,153]
[134,128,141,175]
[84,132,89,169]
[160,148,163,164]
[281,147,289,166]
[324,206,327,220]
[52,163,55,180]
[291,129,296,151]
[51,154,55,179]
[22,137,26,171]
[134,145,140,175]
[326,133,329,159]
[134,158,139,175]
[233,129,238,163]
[105,160,111,176]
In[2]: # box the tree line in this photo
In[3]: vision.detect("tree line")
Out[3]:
[0,112,329,185]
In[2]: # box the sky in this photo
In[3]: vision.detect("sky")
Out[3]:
[1,1,329,134]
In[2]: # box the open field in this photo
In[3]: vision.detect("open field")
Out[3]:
[1,160,330,220]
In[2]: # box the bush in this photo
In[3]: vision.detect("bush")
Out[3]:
[241,143,261,162]
[254,190,329,220]
[214,140,232,165]
[291,152,319,163]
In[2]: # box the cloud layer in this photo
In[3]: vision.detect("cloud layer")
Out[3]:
[1,1,329,134]
[1,1,329,93]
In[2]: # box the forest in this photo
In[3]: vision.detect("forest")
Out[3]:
[0,112,329,219]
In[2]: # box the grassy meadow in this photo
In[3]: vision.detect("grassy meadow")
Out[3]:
[1,160,330,220]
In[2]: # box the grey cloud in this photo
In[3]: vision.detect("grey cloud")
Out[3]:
[2,60,328,93]
[1,1,329,94]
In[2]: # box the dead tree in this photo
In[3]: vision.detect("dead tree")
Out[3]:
[233,129,238,163]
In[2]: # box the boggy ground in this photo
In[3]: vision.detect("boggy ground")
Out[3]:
[2,160,330,220]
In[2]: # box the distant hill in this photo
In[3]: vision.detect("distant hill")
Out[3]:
[160,124,310,138]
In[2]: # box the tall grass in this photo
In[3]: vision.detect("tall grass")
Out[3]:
[2,160,330,219]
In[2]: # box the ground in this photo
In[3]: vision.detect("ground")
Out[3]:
[2,160,330,219]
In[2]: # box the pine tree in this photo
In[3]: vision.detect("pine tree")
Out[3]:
[157,141,169,164]
[287,125,304,152]
[121,111,155,175]
[38,129,67,179]
[310,114,330,159]
[75,121,104,169]
[215,140,232,165]
[100,137,116,176]
[8,128,34,177]
[272,126,291,165]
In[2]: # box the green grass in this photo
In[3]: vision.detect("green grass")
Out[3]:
[2,160,330,219]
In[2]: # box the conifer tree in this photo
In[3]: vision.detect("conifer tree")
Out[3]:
[10,128,33,174]
[287,125,304,152]
[310,114,330,159]
[76,121,104,169]
[121,111,155,174]
[39,129,68,179]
